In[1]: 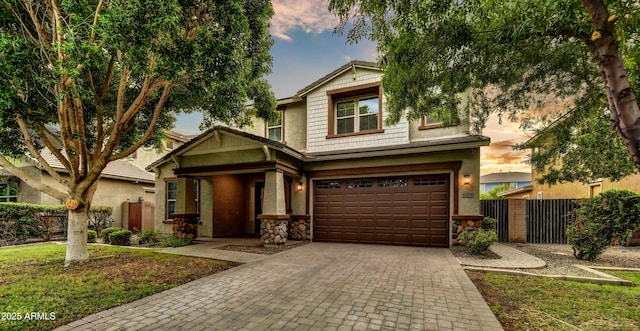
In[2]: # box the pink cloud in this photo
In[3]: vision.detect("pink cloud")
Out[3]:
[271,0,339,41]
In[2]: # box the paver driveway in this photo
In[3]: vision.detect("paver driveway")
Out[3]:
[56,243,502,331]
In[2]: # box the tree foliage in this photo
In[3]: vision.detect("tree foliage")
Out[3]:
[0,0,276,263]
[479,184,509,200]
[329,0,640,183]
[568,189,640,261]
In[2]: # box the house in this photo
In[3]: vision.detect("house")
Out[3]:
[147,61,490,247]
[0,130,191,231]
[497,184,533,199]
[480,171,531,193]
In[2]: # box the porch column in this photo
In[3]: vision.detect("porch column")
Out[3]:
[171,176,199,239]
[259,170,290,245]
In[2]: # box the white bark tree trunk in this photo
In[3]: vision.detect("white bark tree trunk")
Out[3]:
[65,209,89,265]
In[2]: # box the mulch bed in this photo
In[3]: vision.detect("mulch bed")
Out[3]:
[215,242,307,255]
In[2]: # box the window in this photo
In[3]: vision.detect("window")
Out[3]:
[267,111,283,142]
[166,181,177,219]
[327,82,383,137]
[419,114,443,130]
[335,95,379,134]
[165,179,199,219]
[0,184,18,202]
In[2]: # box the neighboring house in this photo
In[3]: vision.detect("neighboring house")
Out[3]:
[0,130,191,231]
[522,119,640,199]
[497,184,533,199]
[480,171,531,193]
[147,61,490,247]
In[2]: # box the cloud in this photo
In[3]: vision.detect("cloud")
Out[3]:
[271,0,339,41]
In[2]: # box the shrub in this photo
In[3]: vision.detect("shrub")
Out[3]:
[468,229,498,254]
[88,206,113,233]
[101,227,122,243]
[108,229,132,246]
[481,217,497,232]
[87,230,97,243]
[138,230,159,245]
[568,189,640,261]
[160,234,193,247]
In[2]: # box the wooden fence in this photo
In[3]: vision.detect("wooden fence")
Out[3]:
[480,199,580,244]
[526,199,579,244]
[480,200,509,242]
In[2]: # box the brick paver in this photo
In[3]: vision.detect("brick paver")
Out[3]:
[55,243,502,330]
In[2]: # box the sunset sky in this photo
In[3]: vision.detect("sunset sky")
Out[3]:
[173,0,531,175]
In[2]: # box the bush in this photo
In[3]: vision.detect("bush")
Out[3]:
[160,234,193,247]
[481,217,497,232]
[108,229,132,246]
[87,230,97,243]
[139,230,159,245]
[468,229,498,254]
[101,227,122,243]
[88,206,113,233]
[568,189,640,261]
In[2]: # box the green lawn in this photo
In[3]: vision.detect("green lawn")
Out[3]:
[468,270,640,331]
[0,243,238,331]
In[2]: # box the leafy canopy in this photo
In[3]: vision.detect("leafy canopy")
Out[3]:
[329,0,640,184]
[0,0,276,200]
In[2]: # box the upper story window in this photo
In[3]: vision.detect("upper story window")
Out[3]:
[336,95,380,134]
[419,114,443,130]
[327,82,383,138]
[267,111,283,142]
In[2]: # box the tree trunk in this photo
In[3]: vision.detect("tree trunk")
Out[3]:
[581,0,640,171]
[65,208,89,265]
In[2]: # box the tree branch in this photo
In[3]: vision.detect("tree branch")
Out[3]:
[89,0,105,45]
[0,154,67,201]
[110,82,172,161]
[15,115,68,185]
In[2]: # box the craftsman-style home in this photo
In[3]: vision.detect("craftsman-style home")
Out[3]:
[147,61,490,247]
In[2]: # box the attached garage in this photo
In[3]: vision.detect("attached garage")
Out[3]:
[313,174,450,247]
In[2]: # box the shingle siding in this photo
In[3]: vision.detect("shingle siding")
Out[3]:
[306,69,410,153]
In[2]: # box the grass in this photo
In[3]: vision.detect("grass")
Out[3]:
[467,270,640,330]
[0,243,238,331]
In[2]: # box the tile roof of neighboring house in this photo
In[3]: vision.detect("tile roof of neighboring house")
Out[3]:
[164,130,197,143]
[296,60,380,97]
[480,171,531,184]
[32,149,155,184]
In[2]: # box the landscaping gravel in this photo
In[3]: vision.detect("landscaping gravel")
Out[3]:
[506,243,640,278]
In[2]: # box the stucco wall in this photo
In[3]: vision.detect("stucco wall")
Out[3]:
[531,169,640,199]
[282,102,307,151]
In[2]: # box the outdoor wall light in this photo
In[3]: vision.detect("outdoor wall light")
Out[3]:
[463,173,471,185]
[297,181,303,192]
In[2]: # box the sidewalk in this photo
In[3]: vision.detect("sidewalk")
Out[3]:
[456,243,546,269]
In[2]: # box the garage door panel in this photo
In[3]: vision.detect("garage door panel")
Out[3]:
[314,174,450,247]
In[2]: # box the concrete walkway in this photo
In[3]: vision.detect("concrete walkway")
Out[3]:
[55,243,503,331]
[456,243,546,269]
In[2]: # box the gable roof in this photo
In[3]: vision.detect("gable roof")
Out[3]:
[146,126,305,171]
[30,149,154,184]
[296,60,380,97]
[480,171,531,184]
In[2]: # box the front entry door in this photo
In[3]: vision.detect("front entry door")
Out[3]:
[254,182,264,234]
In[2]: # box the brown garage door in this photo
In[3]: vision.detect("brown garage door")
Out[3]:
[313,175,450,247]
